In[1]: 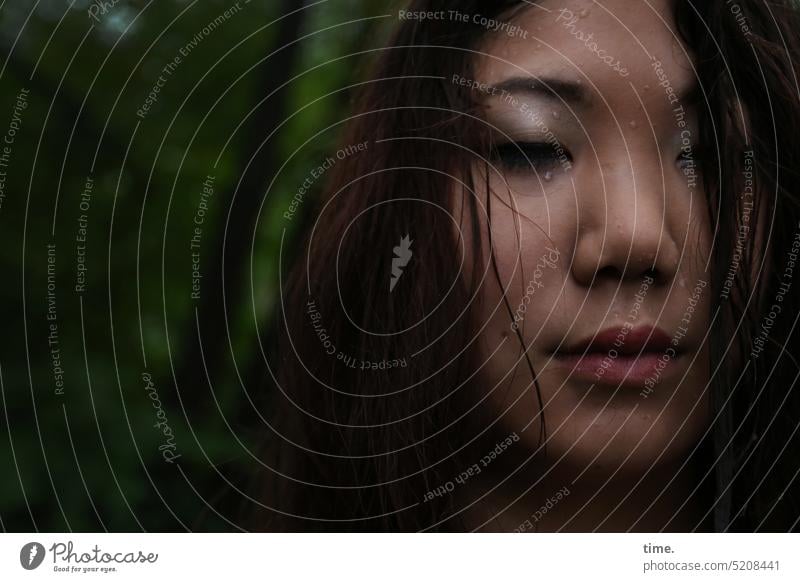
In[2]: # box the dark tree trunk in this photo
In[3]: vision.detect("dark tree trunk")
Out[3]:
[171,2,307,409]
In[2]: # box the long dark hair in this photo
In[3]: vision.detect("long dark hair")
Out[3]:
[254,0,800,531]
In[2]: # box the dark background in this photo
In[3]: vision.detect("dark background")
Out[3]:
[0,0,392,531]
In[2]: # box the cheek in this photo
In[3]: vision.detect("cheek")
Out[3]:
[479,170,575,284]
[478,194,571,337]
[670,189,713,308]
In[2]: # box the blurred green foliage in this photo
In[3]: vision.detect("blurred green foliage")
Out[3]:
[0,0,392,531]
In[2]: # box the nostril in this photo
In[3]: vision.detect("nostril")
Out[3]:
[595,264,624,281]
[643,265,659,279]
[572,228,678,287]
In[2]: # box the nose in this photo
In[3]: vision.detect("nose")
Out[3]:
[571,159,681,286]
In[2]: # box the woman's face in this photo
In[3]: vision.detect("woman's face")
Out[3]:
[464,0,712,474]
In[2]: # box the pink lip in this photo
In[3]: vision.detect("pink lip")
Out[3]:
[552,325,681,386]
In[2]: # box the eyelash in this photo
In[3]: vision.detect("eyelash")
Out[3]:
[491,141,568,172]
[491,142,704,173]
[677,146,704,169]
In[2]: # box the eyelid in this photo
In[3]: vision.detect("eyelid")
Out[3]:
[488,127,554,142]
[483,103,577,138]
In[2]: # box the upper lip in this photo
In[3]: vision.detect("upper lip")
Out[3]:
[554,325,675,356]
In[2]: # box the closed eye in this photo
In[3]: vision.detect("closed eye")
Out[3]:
[490,141,571,173]
[677,144,705,170]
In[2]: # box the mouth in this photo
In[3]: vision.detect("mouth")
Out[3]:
[551,325,683,387]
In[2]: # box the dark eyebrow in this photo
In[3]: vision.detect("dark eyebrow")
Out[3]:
[489,76,591,106]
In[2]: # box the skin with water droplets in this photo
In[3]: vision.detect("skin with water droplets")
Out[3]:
[467,1,713,519]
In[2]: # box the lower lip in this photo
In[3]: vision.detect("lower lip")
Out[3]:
[552,351,681,387]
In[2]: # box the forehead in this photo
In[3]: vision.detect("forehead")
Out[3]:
[472,0,696,112]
